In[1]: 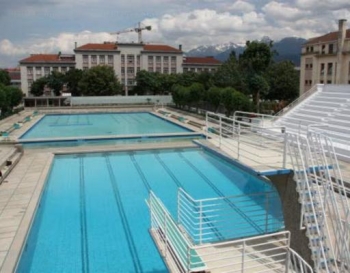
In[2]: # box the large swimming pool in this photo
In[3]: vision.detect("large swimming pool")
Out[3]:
[17,148,284,272]
[20,112,192,140]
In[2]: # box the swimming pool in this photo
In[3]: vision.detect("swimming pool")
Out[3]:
[17,148,284,272]
[20,112,192,140]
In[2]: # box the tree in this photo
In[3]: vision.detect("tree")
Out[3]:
[47,71,65,96]
[0,70,11,86]
[134,70,160,95]
[213,53,245,91]
[188,83,204,112]
[222,87,251,117]
[0,85,8,115]
[239,40,275,112]
[266,61,299,102]
[207,86,222,112]
[78,66,122,96]
[65,68,83,96]
[4,86,23,110]
[30,77,48,96]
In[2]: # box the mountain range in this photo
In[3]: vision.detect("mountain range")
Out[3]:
[186,37,307,66]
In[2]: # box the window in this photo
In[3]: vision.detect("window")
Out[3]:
[148,67,154,72]
[136,55,140,65]
[327,63,333,75]
[27,67,33,76]
[61,67,67,73]
[156,56,161,63]
[306,47,309,52]
[127,79,134,85]
[329,44,334,54]
[108,55,113,64]
[327,80,332,84]
[127,67,134,75]
[91,55,97,64]
[148,56,153,64]
[121,54,125,65]
[83,55,88,64]
[53,67,58,72]
[171,56,176,63]
[156,67,161,73]
[127,54,134,64]
[320,80,324,84]
[35,67,41,76]
[321,45,326,54]
[83,66,88,71]
[320,63,325,75]
[163,68,169,74]
[44,67,50,76]
[310,46,314,52]
[197,68,202,72]
[137,67,140,73]
[99,55,105,64]
[305,64,309,69]
[171,67,176,74]
[183,68,188,72]
[310,64,313,69]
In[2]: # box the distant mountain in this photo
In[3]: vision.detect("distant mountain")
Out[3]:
[186,37,307,66]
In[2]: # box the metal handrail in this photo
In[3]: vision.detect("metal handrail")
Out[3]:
[273,84,322,119]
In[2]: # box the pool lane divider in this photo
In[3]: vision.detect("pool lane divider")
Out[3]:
[79,157,90,273]
[105,155,143,273]
[178,152,264,235]
[129,154,151,192]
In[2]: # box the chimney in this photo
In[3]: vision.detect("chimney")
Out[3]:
[179,44,182,51]
[74,42,77,49]
[336,19,347,84]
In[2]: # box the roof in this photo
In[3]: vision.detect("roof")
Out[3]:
[142,44,181,53]
[3,68,20,81]
[183,56,221,65]
[305,29,350,45]
[19,54,75,64]
[75,43,117,51]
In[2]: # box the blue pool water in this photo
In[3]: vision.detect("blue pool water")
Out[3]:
[20,112,191,140]
[17,148,284,273]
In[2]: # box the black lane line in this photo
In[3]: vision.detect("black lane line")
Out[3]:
[79,157,89,273]
[105,155,143,273]
[154,153,224,242]
[178,152,264,234]
[129,154,151,192]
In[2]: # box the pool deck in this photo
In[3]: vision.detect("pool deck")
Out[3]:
[1,107,350,272]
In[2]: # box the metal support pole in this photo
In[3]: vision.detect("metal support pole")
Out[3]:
[283,130,287,168]
[241,241,246,272]
[265,193,269,233]
[219,116,222,148]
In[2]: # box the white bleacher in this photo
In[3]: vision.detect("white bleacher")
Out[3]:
[274,84,350,160]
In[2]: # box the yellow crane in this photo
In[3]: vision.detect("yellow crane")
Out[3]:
[110,22,152,43]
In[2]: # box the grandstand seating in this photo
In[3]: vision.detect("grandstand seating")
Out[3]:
[274,85,350,159]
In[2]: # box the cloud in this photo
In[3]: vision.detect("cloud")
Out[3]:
[262,1,310,21]
[227,1,256,13]
[295,0,350,10]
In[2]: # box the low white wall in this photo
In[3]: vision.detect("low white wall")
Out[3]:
[70,95,172,106]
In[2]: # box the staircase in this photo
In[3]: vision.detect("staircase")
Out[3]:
[286,131,350,272]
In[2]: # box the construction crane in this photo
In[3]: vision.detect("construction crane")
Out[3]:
[110,22,152,43]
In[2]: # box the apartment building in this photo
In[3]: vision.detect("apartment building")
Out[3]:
[19,54,75,96]
[300,19,350,94]
[183,56,221,73]
[3,68,21,89]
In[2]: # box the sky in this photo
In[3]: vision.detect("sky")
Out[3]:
[0,0,349,67]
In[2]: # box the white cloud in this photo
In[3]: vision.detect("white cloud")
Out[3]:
[296,0,350,10]
[228,1,255,13]
[262,1,310,21]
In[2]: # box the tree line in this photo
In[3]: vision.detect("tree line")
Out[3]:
[29,40,299,114]
[0,70,23,119]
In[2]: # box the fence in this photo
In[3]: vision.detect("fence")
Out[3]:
[150,191,313,273]
[205,111,287,170]
[177,188,284,245]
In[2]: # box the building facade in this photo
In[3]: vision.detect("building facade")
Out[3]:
[4,68,21,89]
[300,19,350,94]
[19,54,75,96]
[74,43,183,95]
[19,43,222,96]
[183,56,221,73]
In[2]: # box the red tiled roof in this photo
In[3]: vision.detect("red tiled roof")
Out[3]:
[305,29,350,45]
[183,56,221,65]
[19,54,75,64]
[3,68,20,80]
[143,44,181,52]
[75,43,117,51]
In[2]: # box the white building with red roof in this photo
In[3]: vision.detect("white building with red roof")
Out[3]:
[19,42,222,96]
[19,53,75,96]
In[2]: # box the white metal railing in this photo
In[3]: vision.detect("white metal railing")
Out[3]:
[233,111,276,128]
[149,191,207,273]
[285,132,334,272]
[306,130,350,271]
[177,188,284,245]
[205,111,287,169]
[150,191,313,273]
[273,84,322,119]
